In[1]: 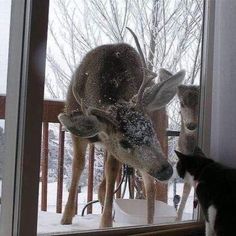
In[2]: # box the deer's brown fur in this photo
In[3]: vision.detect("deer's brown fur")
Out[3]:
[58,42,185,227]
[176,85,200,221]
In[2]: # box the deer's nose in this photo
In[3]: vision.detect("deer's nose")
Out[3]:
[186,122,197,131]
[150,163,173,181]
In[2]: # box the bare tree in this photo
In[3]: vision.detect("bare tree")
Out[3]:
[45,0,203,201]
[46,0,203,119]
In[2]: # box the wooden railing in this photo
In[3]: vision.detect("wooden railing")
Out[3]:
[0,95,6,119]
[0,95,180,215]
[0,95,106,214]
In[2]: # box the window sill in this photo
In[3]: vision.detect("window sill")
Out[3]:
[41,221,204,236]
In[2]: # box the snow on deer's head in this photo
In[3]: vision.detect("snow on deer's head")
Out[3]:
[177,85,200,132]
[58,69,185,181]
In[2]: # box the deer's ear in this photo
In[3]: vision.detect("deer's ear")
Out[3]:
[159,68,173,81]
[58,113,102,138]
[143,70,185,112]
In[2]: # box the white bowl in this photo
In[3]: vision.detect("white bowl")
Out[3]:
[114,198,177,225]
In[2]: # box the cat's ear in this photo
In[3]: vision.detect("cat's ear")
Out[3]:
[193,146,206,158]
[175,150,187,161]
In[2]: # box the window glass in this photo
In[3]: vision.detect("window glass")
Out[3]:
[38,0,204,234]
[0,0,12,217]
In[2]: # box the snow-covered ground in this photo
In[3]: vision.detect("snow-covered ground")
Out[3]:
[38,212,133,235]
[0,178,194,234]
[37,183,131,235]
[0,147,194,235]
[168,183,195,216]
[37,182,194,235]
[38,183,102,215]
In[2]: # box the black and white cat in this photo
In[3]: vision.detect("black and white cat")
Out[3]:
[175,147,236,236]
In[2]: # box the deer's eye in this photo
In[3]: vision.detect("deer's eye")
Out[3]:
[180,101,185,107]
[119,140,132,149]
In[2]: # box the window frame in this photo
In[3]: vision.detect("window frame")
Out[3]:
[0,0,216,235]
[0,0,49,235]
[38,222,204,236]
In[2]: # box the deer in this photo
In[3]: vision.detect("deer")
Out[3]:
[58,30,186,227]
[176,84,200,221]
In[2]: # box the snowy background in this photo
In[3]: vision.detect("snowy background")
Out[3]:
[0,0,11,184]
[0,0,10,95]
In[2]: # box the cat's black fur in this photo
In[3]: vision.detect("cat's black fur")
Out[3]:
[175,147,236,236]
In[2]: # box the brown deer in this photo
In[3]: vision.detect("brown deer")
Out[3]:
[58,39,185,227]
[176,85,200,221]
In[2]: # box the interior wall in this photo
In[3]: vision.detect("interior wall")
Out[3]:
[209,0,236,167]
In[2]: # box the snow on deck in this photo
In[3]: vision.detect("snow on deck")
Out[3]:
[37,183,133,235]
[37,182,194,235]
[0,181,194,235]
[37,209,192,235]
[37,212,133,235]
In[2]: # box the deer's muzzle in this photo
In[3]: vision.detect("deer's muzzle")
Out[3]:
[138,145,173,181]
[148,162,173,181]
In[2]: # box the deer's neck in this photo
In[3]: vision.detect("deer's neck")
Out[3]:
[178,119,197,154]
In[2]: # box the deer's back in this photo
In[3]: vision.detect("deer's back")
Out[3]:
[66,43,143,113]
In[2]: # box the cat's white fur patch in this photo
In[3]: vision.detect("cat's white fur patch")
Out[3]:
[205,222,214,236]
[183,172,217,236]
[184,171,195,186]
[206,205,217,236]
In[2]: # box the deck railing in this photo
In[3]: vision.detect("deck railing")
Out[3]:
[0,95,105,214]
[0,95,180,215]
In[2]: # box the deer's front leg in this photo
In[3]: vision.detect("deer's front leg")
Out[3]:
[98,176,106,208]
[98,160,122,211]
[141,171,156,224]
[99,155,120,228]
[176,182,192,221]
[61,136,88,225]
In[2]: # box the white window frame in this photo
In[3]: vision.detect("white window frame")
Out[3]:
[199,0,236,167]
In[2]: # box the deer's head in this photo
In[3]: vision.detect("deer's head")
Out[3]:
[177,85,200,132]
[59,68,185,181]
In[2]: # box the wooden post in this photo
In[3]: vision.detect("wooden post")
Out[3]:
[41,122,48,211]
[152,108,168,203]
[87,144,95,214]
[56,124,65,213]
[0,95,6,119]
[129,173,135,199]
[150,104,168,202]
[75,189,79,215]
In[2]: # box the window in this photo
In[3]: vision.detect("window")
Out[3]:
[3,0,234,235]
[0,0,11,204]
[0,1,49,235]
[39,1,204,234]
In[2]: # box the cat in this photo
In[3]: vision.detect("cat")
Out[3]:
[175,147,236,236]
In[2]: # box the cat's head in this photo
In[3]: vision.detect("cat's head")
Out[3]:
[175,147,214,185]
